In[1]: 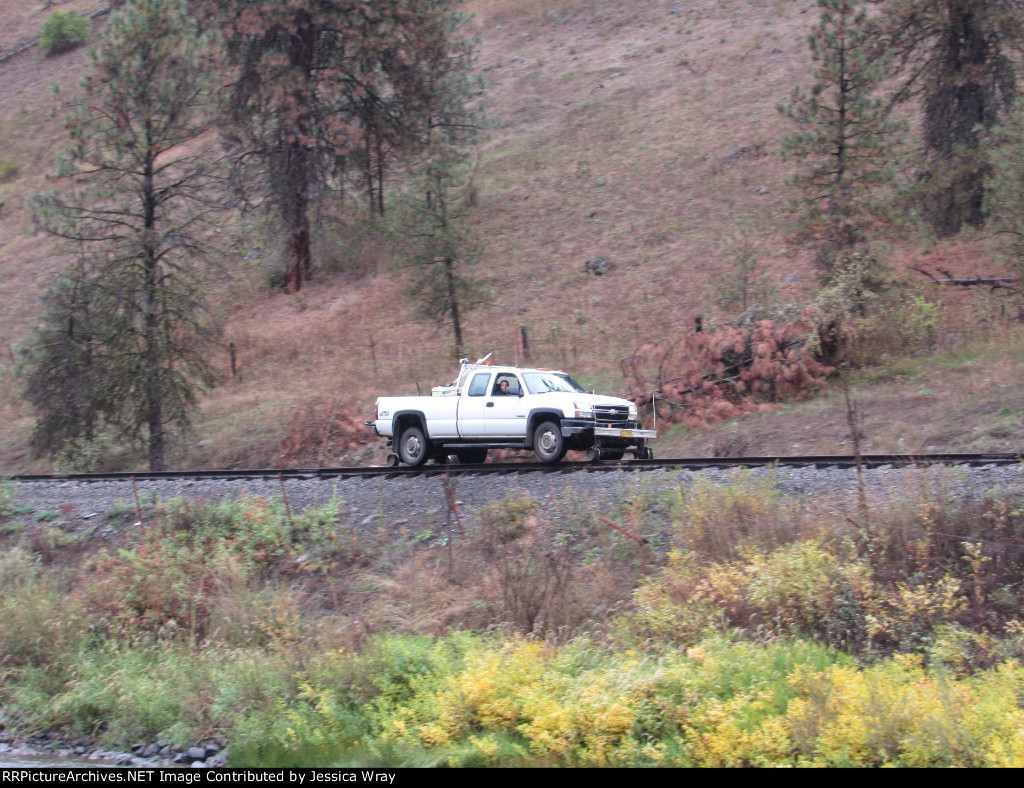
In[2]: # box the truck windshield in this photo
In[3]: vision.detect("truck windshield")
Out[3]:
[522,371,585,394]
[554,373,587,392]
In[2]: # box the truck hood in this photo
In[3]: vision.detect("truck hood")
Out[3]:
[543,392,635,409]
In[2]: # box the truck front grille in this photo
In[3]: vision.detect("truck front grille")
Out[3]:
[594,405,630,424]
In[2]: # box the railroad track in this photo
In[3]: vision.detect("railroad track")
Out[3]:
[10,451,1023,484]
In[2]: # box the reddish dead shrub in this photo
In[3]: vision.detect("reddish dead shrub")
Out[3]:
[622,311,849,429]
[279,399,370,467]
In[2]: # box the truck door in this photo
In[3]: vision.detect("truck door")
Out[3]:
[456,371,492,437]
[485,373,529,437]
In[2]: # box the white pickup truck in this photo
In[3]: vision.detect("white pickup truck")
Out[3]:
[367,358,656,466]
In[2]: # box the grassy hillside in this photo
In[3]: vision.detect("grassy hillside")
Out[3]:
[0,0,1021,472]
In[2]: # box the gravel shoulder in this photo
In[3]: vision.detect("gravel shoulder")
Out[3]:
[10,463,1024,538]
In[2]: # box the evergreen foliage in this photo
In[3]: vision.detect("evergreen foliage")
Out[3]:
[22,267,109,462]
[880,0,1024,235]
[780,0,902,274]
[27,0,227,471]
[39,10,88,56]
[215,0,476,291]
[710,230,776,315]
[986,98,1024,283]
[401,134,490,360]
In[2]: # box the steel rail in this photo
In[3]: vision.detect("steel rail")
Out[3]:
[9,452,1022,485]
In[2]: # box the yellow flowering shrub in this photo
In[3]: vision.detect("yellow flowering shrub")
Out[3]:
[353,635,659,765]
[419,636,549,745]
[623,539,873,646]
[231,631,1024,767]
[865,573,967,653]
[785,656,1024,766]
[517,663,644,765]
[215,480,1024,767]
[683,692,793,767]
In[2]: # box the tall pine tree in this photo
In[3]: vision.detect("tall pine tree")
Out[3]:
[28,0,225,471]
[401,133,489,360]
[880,0,1024,235]
[985,99,1024,286]
[216,0,473,291]
[781,0,902,274]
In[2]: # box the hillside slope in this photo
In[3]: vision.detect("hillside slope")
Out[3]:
[0,0,1020,471]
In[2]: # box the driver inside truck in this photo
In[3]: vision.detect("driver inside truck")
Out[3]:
[494,376,519,395]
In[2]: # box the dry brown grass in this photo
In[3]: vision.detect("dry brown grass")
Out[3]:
[0,0,1021,472]
[347,490,649,641]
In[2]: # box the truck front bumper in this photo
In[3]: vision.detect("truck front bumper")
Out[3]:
[560,419,657,442]
[593,426,658,441]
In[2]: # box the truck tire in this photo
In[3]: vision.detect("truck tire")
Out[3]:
[456,448,488,464]
[533,421,566,463]
[397,426,429,467]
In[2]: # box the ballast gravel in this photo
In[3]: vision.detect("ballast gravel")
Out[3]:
[9,462,1024,537]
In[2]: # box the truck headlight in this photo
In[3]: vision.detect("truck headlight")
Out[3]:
[628,404,638,419]
[573,401,594,419]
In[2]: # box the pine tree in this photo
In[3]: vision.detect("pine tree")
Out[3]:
[710,230,777,315]
[21,267,107,462]
[216,0,473,291]
[401,134,489,360]
[880,0,1024,235]
[780,0,902,274]
[985,99,1024,283]
[28,0,225,471]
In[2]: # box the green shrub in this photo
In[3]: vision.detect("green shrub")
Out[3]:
[667,471,799,561]
[46,645,217,747]
[229,632,471,767]
[0,159,20,183]
[0,476,17,517]
[54,433,122,474]
[76,496,354,644]
[854,291,942,362]
[39,10,88,56]
[0,549,87,678]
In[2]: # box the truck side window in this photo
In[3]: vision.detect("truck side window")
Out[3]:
[467,373,491,397]
[493,375,521,396]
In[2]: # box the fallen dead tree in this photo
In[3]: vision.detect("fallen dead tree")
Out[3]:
[622,311,848,430]
[910,265,1022,294]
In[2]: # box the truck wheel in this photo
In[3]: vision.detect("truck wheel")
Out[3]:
[397,426,429,467]
[456,448,488,464]
[533,421,566,463]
